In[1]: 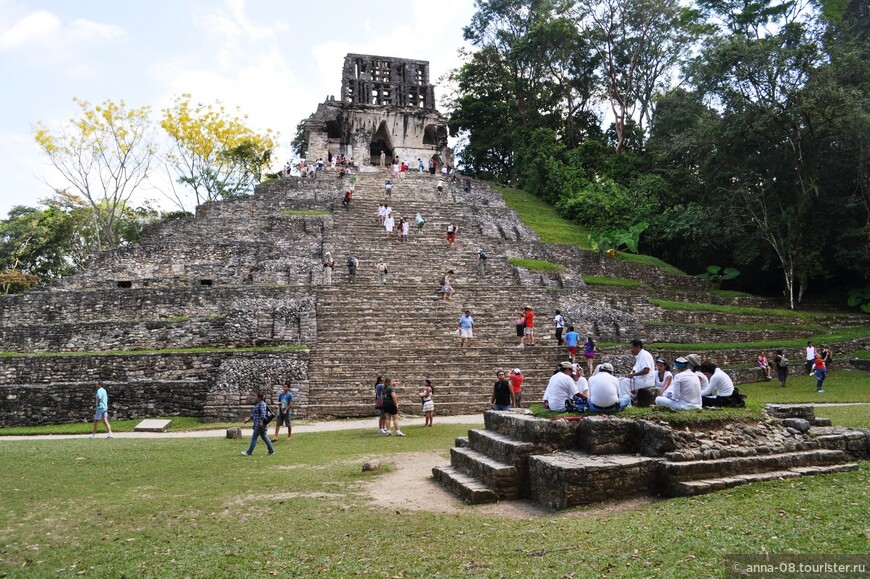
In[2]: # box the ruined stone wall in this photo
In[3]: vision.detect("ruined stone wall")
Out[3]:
[0,286,314,325]
[341,54,435,109]
[0,350,309,426]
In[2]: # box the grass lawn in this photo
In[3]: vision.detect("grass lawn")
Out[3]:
[814,406,870,429]
[1,425,867,577]
[496,185,591,248]
[507,257,564,271]
[0,417,242,437]
[739,369,870,404]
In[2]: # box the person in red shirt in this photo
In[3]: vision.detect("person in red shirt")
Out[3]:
[509,368,525,407]
[523,306,535,346]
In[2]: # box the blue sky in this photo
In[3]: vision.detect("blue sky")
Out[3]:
[0,0,475,215]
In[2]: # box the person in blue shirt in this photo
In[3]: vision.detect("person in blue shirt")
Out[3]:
[458,310,475,347]
[242,392,274,456]
[272,384,294,443]
[90,382,113,438]
[564,325,580,364]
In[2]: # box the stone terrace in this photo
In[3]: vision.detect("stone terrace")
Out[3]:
[0,169,865,426]
[434,405,868,508]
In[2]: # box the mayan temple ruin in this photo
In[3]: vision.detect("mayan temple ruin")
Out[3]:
[300,54,451,167]
[0,54,867,508]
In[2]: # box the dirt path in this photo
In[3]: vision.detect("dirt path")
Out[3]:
[0,414,485,441]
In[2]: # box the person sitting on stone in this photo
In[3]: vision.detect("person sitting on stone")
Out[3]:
[757,352,772,380]
[542,361,579,412]
[619,339,656,405]
[572,363,590,410]
[685,353,710,393]
[699,362,736,407]
[654,358,673,395]
[655,357,702,411]
[587,363,631,414]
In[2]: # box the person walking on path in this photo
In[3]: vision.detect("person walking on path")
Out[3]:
[436,179,444,194]
[583,336,596,375]
[564,325,580,363]
[347,255,358,283]
[773,350,789,388]
[813,355,827,393]
[446,223,458,248]
[523,306,535,346]
[458,310,475,347]
[805,342,816,376]
[399,218,410,243]
[509,368,525,408]
[272,384,294,442]
[419,379,434,427]
[415,212,425,233]
[375,376,388,434]
[90,383,113,438]
[476,248,487,276]
[242,392,274,456]
[440,270,455,301]
[377,260,389,284]
[491,370,515,411]
[553,310,565,345]
[381,377,405,436]
[322,252,335,285]
[384,212,395,239]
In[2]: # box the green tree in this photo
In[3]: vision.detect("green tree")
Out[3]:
[33,98,156,249]
[161,94,278,206]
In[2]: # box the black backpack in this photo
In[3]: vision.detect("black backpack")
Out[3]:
[347,256,357,267]
[263,405,276,425]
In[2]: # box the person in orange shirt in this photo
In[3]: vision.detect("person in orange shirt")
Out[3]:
[509,368,525,407]
[523,306,535,346]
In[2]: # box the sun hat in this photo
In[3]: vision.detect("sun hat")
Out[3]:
[512,368,521,375]
[559,361,573,370]
[685,354,702,367]
[674,357,689,369]
[599,363,614,373]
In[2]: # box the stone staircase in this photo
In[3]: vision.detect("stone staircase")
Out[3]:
[433,405,867,509]
[306,171,572,416]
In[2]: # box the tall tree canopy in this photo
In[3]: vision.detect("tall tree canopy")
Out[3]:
[33,98,156,249]
[161,94,277,207]
[452,0,869,305]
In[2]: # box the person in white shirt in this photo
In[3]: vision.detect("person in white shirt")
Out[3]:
[588,363,631,414]
[619,339,655,403]
[804,342,816,375]
[654,358,674,394]
[554,310,565,346]
[655,358,702,410]
[572,364,589,400]
[699,363,735,407]
[543,362,579,412]
[685,354,709,393]
[383,213,395,239]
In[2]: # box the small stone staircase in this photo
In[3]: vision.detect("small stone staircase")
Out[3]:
[433,405,867,509]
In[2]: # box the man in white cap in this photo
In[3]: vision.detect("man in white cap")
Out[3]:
[542,362,579,412]
[685,354,710,393]
[588,363,631,414]
[655,357,702,410]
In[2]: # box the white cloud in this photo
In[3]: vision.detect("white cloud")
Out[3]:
[0,10,59,50]
[0,9,123,58]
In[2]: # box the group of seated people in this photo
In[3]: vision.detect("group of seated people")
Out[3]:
[541,346,743,414]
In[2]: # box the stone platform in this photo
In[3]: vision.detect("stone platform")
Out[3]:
[433,405,868,510]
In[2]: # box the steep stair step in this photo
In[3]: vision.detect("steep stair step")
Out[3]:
[661,449,849,482]
[431,465,499,504]
[528,451,660,510]
[449,446,520,499]
[668,463,858,497]
[467,428,546,465]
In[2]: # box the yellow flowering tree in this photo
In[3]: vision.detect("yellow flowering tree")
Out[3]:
[161,94,277,206]
[33,98,156,249]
